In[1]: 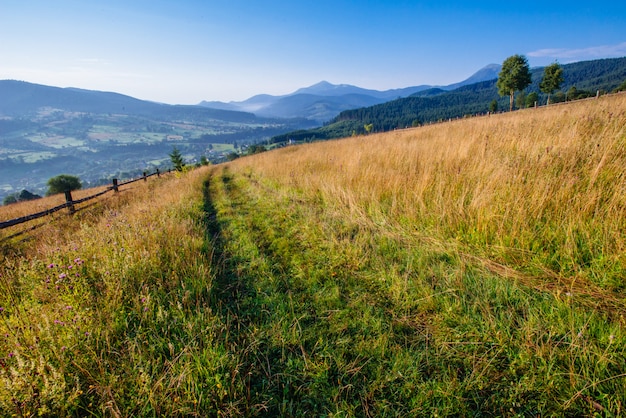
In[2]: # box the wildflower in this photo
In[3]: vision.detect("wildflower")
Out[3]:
[8,352,14,358]
[75,273,80,277]
[609,334,615,343]
[65,305,72,310]
[141,297,147,303]
[0,307,4,313]
[74,258,83,265]
[58,273,67,279]
[68,264,74,269]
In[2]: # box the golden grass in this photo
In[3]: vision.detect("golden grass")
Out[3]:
[227,93,626,291]
[0,174,176,250]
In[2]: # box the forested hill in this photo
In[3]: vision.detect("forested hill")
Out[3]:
[272,57,626,142]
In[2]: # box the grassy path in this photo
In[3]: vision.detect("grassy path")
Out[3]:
[203,166,626,416]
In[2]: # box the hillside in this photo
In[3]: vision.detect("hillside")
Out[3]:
[1,94,625,415]
[274,56,626,141]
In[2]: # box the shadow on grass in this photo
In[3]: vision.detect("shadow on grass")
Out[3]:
[201,171,340,415]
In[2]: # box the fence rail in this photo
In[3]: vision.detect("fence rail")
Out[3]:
[1,170,164,230]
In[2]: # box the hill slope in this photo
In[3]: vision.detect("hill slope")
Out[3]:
[2,94,625,415]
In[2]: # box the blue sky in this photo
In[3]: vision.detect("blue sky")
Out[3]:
[2,0,625,104]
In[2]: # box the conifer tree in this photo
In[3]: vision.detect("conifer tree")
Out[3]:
[169,147,185,171]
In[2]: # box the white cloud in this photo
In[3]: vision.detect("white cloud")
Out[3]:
[527,42,626,62]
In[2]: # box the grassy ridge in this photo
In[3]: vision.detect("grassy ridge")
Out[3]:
[1,94,625,415]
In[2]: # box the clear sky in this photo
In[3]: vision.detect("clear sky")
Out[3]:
[2,0,625,104]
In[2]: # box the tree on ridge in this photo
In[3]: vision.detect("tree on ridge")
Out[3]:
[540,62,564,105]
[47,175,82,196]
[497,54,532,111]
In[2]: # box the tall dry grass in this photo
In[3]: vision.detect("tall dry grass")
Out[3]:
[230,94,626,292]
[0,167,233,416]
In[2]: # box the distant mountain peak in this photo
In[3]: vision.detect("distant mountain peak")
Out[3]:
[293,81,361,96]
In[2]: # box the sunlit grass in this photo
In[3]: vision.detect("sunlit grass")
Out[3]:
[1,167,236,416]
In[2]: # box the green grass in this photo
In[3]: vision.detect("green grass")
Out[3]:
[198,165,626,416]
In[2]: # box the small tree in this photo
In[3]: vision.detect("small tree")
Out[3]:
[497,54,532,111]
[540,62,564,105]
[526,92,539,108]
[364,123,374,134]
[47,175,82,196]
[489,99,498,113]
[169,147,185,172]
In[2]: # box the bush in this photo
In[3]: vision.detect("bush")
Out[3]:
[46,175,82,196]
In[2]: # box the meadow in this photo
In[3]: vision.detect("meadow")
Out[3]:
[1,93,625,416]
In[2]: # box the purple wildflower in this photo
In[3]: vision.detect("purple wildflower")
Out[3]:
[48,263,56,269]
[58,273,67,279]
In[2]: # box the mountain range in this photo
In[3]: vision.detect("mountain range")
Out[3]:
[199,64,502,122]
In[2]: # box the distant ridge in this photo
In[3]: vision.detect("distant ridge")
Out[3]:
[199,64,502,122]
[0,80,258,123]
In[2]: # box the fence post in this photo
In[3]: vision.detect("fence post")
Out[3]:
[156,168,160,178]
[64,190,75,214]
[112,179,119,192]
[143,171,147,182]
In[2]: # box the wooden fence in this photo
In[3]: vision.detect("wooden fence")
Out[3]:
[0,170,165,230]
